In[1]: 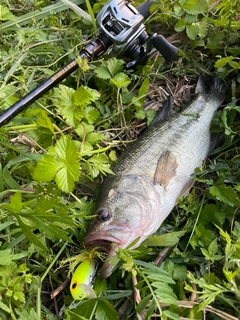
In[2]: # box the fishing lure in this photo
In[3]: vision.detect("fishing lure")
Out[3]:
[70,260,97,300]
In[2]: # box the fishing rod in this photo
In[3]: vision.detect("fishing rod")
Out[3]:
[0,0,178,127]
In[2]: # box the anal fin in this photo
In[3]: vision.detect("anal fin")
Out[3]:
[179,179,194,198]
[154,151,178,189]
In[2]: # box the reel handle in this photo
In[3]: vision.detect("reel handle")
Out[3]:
[152,34,178,62]
[136,0,154,19]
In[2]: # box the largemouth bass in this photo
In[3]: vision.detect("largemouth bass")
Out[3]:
[84,77,227,278]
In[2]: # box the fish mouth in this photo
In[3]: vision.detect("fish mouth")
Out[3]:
[83,233,122,252]
[83,233,123,278]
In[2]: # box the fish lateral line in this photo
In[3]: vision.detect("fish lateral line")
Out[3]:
[182,113,200,118]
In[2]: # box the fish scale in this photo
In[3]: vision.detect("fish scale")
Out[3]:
[84,76,227,278]
[114,97,213,176]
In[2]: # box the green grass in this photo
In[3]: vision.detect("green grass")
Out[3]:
[0,0,240,319]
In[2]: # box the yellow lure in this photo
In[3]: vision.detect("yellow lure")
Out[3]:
[70,260,97,300]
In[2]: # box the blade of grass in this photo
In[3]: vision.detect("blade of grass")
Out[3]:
[1,0,85,31]
[85,0,97,30]
[37,241,70,319]
[184,193,205,253]
[3,53,27,85]
[61,0,91,23]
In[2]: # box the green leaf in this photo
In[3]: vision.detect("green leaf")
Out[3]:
[0,163,3,192]
[65,308,89,320]
[145,299,156,320]
[110,73,131,89]
[0,301,11,314]
[33,135,80,193]
[107,58,125,77]
[163,261,187,280]
[75,122,94,139]
[155,288,177,305]
[175,19,186,32]
[15,215,47,251]
[54,85,100,127]
[206,31,225,49]
[214,56,234,68]
[179,0,208,15]
[94,65,112,80]
[54,84,75,108]
[74,86,100,108]
[209,184,240,206]
[95,299,118,320]
[229,61,240,69]
[198,203,216,225]
[94,58,124,80]
[162,310,179,320]
[133,77,149,107]
[33,153,63,182]
[135,294,151,313]
[13,291,25,303]
[0,84,18,109]
[196,20,208,37]
[85,132,106,145]
[36,110,54,134]
[144,230,186,247]
[0,221,15,232]
[135,108,146,120]
[2,167,20,189]
[208,238,219,256]
[146,109,157,126]
[87,154,113,178]
[198,290,224,310]
[1,192,23,213]
[84,106,101,124]
[185,14,197,23]
[16,308,38,320]
[190,223,213,249]
[174,4,184,16]
[215,225,231,246]
[54,136,80,192]
[0,249,29,265]
[54,135,73,161]
[53,85,76,126]
[186,24,199,40]
[0,5,17,21]
[143,268,175,284]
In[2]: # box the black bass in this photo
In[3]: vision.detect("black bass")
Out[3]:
[84,77,227,278]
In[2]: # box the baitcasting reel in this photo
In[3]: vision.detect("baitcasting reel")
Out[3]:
[95,0,178,68]
[0,0,178,127]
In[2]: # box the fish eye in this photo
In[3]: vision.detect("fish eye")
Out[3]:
[97,209,110,222]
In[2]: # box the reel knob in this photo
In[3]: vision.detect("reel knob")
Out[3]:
[152,34,178,61]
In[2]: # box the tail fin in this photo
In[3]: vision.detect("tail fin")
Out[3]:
[195,75,228,104]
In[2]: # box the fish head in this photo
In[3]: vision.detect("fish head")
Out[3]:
[84,175,160,277]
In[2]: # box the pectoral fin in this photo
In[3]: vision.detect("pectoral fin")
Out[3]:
[154,151,178,189]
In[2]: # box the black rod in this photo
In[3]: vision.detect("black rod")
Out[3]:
[0,59,79,126]
[0,34,112,127]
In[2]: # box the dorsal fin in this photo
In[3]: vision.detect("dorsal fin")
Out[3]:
[151,96,175,125]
